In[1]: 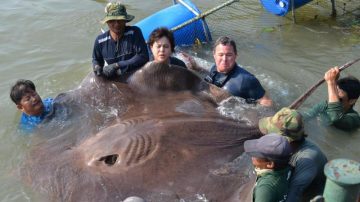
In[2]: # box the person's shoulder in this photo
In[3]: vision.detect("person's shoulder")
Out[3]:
[43,97,54,110]
[170,57,187,69]
[95,31,110,44]
[347,107,360,117]
[19,112,40,126]
[208,65,217,73]
[43,97,54,103]
[20,112,30,124]
[126,26,142,34]
[231,65,256,79]
[292,139,327,163]
[129,25,141,31]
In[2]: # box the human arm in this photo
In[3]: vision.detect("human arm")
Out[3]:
[323,67,359,130]
[300,101,327,121]
[325,66,340,103]
[257,92,273,107]
[114,27,149,74]
[243,75,273,107]
[178,52,209,75]
[92,37,105,76]
[300,67,341,121]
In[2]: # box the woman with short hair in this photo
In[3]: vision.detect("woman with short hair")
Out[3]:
[148,27,187,68]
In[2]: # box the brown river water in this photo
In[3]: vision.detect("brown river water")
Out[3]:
[0,0,359,201]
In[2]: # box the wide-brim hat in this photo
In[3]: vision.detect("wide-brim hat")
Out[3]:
[101,2,135,24]
[258,107,306,142]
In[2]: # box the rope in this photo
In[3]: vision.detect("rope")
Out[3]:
[171,0,240,32]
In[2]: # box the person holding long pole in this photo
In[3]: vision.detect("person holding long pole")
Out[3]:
[300,67,360,131]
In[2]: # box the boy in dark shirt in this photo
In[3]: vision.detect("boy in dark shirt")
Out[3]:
[244,133,292,202]
[10,79,53,133]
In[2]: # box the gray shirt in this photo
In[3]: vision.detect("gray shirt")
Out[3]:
[286,139,328,202]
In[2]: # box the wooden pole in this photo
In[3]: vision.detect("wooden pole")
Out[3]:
[288,57,360,109]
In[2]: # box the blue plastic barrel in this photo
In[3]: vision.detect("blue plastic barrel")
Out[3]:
[260,0,313,16]
[135,0,212,46]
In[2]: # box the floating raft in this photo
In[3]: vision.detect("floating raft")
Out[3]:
[260,0,313,16]
[135,0,212,46]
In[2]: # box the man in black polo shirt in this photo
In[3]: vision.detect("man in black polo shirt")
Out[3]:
[92,2,149,78]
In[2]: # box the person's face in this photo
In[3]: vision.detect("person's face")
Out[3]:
[17,90,44,116]
[337,86,356,110]
[251,157,272,169]
[151,36,172,63]
[107,20,126,36]
[213,44,237,74]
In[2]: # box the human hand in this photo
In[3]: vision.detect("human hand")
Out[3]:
[102,63,118,78]
[178,51,198,70]
[116,66,127,76]
[324,66,340,84]
[93,65,102,76]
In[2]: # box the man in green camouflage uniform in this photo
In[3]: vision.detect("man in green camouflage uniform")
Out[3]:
[259,108,328,202]
[301,67,360,131]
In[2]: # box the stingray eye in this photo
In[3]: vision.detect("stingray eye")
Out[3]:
[98,154,118,166]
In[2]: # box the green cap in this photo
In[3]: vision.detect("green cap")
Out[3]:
[258,107,306,142]
[101,2,134,24]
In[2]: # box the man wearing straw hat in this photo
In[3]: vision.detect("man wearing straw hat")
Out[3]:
[92,2,149,78]
[259,107,328,202]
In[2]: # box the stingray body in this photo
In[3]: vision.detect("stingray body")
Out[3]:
[22,62,261,202]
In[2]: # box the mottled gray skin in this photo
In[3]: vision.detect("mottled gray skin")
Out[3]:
[22,62,260,202]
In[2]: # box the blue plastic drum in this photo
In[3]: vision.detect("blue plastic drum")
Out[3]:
[260,0,313,16]
[135,0,212,46]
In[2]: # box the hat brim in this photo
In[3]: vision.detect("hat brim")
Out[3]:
[245,140,289,161]
[101,15,135,24]
[258,117,271,135]
[244,139,260,154]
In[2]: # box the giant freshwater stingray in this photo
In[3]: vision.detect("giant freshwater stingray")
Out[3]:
[21,62,263,202]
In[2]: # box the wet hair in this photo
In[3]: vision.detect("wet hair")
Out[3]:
[148,27,175,52]
[213,36,237,55]
[10,79,36,104]
[337,76,360,100]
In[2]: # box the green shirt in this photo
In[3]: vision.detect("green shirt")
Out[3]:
[254,167,291,202]
[301,101,360,131]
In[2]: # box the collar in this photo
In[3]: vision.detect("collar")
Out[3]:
[206,64,236,87]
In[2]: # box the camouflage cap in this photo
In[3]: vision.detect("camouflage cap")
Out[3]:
[258,107,306,142]
[101,2,135,24]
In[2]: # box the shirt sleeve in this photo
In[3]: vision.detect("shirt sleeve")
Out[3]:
[92,37,105,68]
[301,101,360,131]
[300,101,327,121]
[243,75,265,100]
[117,27,149,73]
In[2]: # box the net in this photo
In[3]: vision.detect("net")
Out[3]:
[172,0,360,46]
